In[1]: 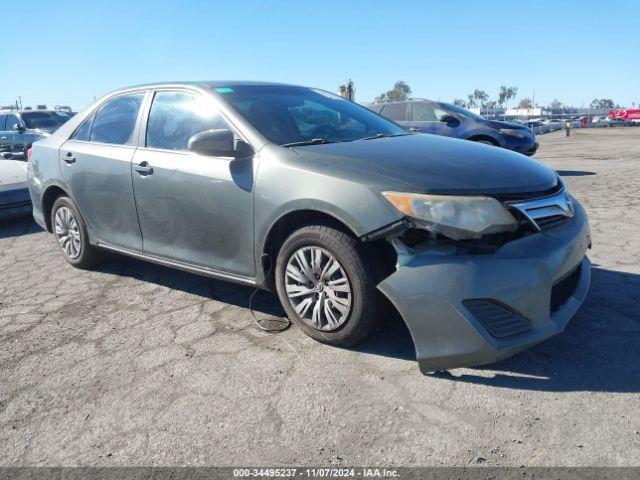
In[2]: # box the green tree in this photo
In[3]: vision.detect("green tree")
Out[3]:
[498,86,518,108]
[374,81,413,103]
[590,98,615,109]
[548,99,563,112]
[452,98,466,107]
[385,81,412,101]
[518,98,533,109]
[466,89,490,109]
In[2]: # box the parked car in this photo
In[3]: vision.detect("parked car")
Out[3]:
[28,82,591,372]
[370,99,539,156]
[0,159,31,220]
[0,110,74,158]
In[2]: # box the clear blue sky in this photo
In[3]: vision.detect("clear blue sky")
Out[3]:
[2,0,638,110]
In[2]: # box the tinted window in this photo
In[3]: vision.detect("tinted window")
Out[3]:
[412,103,436,121]
[380,103,407,121]
[146,91,230,151]
[5,114,20,130]
[412,103,452,122]
[22,111,70,129]
[0,115,6,130]
[218,86,406,145]
[90,93,144,145]
[287,99,367,137]
[71,113,95,141]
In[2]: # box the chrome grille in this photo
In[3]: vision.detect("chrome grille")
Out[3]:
[506,187,575,231]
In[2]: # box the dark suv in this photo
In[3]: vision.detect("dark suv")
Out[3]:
[0,110,74,158]
[371,99,539,156]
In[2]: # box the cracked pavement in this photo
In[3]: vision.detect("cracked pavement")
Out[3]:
[0,128,639,466]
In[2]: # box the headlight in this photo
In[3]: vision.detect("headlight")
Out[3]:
[382,192,518,240]
[499,128,531,138]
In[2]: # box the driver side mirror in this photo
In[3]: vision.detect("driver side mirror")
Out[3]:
[439,115,460,126]
[12,124,25,133]
[188,129,245,157]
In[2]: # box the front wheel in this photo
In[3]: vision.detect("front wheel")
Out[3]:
[275,225,382,346]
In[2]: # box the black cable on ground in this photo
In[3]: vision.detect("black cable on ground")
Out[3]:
[248,253,291,333]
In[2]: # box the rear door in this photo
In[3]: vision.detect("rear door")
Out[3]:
[130,89,255,276]
[59,92,146,251]
[379,103,409,128]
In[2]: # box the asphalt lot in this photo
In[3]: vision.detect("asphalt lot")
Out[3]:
[1,128,639,467]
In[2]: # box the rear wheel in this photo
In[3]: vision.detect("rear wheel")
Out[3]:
[51,196,101,269]
[275,225,382,346]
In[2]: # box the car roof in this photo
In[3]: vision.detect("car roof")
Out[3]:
[121,80,297,91]
[0,109,64,114]
[370,98,438,105]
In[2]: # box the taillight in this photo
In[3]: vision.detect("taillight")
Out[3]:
[27,148,32,161]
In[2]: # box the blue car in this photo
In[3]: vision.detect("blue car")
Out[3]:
[371,99,539,156]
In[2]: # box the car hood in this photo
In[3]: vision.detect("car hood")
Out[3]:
[0,159,28,192]
[29,127,56,135]
[481,119,529,130]
[292,134,557,195]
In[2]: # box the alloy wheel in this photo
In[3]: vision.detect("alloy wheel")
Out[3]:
[284,246,352,331]
[54,206,82,259]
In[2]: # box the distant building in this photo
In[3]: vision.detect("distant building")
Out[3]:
[504,107,543,117]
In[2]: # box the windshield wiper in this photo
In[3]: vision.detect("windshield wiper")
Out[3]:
[359,133,411,141]
[281,138,336,147]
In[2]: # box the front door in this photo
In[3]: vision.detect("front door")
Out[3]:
[1,113,20,152]
[60,92,146,251]
[131,90,255,277]
[409,103,459,137]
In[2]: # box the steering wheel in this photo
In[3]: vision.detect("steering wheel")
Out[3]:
[309,125,337,139]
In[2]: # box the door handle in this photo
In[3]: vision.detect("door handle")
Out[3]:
[409,127,421,132]
[63,153,76,164]
[134,161,153,175]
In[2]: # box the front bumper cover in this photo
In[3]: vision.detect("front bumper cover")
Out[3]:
[0,187,32,221]
[377,202,591,373]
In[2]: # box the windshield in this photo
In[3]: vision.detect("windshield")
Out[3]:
[21,111,71,129]
[214,85,407,146]
[441,103,485,121]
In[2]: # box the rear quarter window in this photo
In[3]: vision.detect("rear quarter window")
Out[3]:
[90,93,144,145]
[71,113,95,141]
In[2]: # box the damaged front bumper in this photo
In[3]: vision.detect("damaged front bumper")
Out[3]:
[377,201,591,373]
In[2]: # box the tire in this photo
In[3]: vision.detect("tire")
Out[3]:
[275,225,382,346]
[51,196,101,269]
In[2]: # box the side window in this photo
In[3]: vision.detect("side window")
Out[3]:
[146,91,230,151]
[90,93,144,145]
[71,113,95,141]
[380,103,407,121]
[433,107,451,121]
[5,114,20,130]
[411,104,437,121]
[0,115,6,130]
[288,99,363,138]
